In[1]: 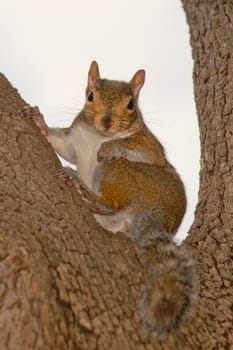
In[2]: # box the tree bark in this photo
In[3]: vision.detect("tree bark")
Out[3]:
[181,1,233,349]
[0,1,233,348]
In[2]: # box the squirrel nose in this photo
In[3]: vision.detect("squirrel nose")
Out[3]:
[102,112,112,129]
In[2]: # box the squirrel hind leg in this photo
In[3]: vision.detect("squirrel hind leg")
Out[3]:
[129,207,168,246]
[140,240,197,340]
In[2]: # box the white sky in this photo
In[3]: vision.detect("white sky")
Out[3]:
[0,0,200,241]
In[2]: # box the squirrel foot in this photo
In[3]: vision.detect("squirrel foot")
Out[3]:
[57,167,116,215]
[21,105,48,136]
[57,167,80,186]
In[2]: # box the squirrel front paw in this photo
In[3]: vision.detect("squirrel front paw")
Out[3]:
[21,105,49,136]
[97,141,118,162]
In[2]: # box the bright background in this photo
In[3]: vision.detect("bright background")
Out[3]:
[0,0,200,241]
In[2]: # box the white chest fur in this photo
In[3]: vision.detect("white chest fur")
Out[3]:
[70,122,110,189]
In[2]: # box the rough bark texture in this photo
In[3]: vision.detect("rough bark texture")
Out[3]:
[0,1,233,349]
[182,1,233,349]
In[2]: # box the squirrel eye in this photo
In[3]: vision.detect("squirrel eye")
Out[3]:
[87,91,94,102]
[127,98,134,110]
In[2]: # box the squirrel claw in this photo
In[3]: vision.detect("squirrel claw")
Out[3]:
[58,168,95,208]
[57,167,79,185]
[21,105,48,136]
[57,167,89,199]
[21,105,40,119]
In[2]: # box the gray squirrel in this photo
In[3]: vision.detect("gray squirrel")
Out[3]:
[27,61,196,338]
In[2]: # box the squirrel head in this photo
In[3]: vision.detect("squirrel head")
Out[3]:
[83,61,145,137]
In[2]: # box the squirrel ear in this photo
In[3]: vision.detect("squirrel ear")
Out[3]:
[88,61,100,89]
[129,69,145,99]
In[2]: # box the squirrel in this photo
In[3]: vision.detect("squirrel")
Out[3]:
[27,61,196,339]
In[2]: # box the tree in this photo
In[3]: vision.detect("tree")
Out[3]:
[0,1,232,348]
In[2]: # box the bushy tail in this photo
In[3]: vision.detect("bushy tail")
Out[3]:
[140,234,197,339]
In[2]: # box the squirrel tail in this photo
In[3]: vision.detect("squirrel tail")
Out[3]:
[140,233,197,339]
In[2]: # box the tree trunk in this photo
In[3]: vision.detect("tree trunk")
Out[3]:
[181,1,233,349]
[0,1,232,348]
